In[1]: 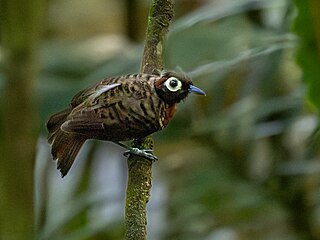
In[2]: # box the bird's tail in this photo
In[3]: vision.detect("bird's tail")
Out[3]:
[47,109,86,177]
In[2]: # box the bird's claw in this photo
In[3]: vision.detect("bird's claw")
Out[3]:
[123,148,158,161]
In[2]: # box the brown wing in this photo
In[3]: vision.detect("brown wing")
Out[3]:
[69,73,154,107]
[61,79,163,141]
[70,78,121,107]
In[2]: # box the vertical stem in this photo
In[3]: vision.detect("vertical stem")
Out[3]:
[125,140,153,240]
[124,0,174,239]
[140,0,174,74]
[0,0,46,239]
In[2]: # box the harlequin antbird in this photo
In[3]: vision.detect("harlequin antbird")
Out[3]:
[47,71,205,177]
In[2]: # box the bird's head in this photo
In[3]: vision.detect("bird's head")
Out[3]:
[154,71,205,105]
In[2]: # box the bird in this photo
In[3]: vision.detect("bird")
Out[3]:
[47,70,205,177]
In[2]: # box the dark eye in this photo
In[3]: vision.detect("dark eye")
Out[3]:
[169,79,178,87]
[164,77,182,92]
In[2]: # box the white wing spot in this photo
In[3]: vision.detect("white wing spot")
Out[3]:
[91,83,121,99]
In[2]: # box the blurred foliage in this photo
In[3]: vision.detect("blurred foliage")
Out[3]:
[0,0,47,239]
[2,0,320,239]
[293,0,320,112]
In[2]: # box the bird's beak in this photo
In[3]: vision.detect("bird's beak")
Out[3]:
[188,85,206,96]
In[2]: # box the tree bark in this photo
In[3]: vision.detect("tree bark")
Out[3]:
[124,0,174,239]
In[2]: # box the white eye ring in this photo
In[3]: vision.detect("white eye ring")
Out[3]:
[164,77,182,92]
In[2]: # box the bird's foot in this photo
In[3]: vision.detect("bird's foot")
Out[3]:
[123,148,158,161]
[112,141,158,161]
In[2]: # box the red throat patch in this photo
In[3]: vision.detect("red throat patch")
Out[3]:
[163,104,177,126]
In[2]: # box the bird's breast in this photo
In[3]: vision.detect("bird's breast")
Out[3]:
[158,103,177,129]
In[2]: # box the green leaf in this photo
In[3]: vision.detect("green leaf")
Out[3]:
[293,0,320,112]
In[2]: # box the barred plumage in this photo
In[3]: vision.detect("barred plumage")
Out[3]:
[47,71,205,177]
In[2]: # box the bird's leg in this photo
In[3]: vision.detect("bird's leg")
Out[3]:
[112,141,158,161]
